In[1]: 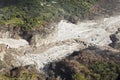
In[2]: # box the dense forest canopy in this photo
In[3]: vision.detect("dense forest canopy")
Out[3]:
[0,0,98,30]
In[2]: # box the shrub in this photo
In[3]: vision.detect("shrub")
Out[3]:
[0,0,98,30]
[72,73,86,80]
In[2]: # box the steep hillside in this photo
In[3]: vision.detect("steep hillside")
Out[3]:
[0,0,98,30]
[0,0,120,80]
[47,47,120,80]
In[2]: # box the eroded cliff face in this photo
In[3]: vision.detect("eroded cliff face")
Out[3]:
[0,0,120,80]
[47,47,120,80]
[0,1,120,79]
[0,14,120,73]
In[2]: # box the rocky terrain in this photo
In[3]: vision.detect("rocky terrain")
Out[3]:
[47,47,120,80]
[0,14,120,80]
[0,0,120,80]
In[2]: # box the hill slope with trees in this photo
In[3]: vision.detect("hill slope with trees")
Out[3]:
[0,0,98,30]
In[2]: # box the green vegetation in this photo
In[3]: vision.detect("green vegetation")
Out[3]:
[72,73,86,80]
[0,0,98,30]
[90,61,120,80]
[0,61,119,80]
[0,71,39,80]
[70,61,120,80]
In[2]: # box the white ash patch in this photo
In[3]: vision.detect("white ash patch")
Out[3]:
[0,38,29,48]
